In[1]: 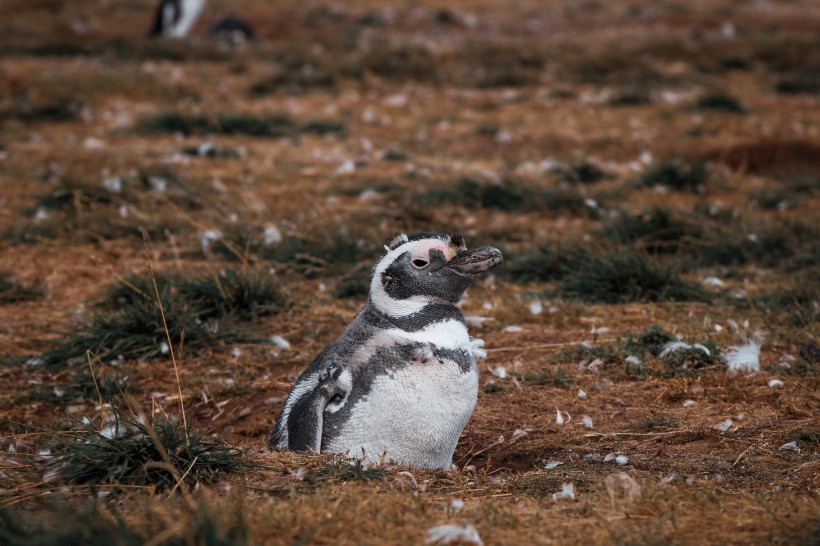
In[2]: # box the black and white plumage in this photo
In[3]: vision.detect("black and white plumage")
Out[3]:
[207,15,255,44]
[269,232,503,468]
[148,0,205,38]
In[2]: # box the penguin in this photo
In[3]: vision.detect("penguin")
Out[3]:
[207,15,255,45]
[268,232,503,469]
[148,0,205,38]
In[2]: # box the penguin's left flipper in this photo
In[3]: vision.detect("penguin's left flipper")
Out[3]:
[286,368,348,452]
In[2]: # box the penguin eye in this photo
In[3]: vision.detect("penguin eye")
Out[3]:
[412,259,429,268]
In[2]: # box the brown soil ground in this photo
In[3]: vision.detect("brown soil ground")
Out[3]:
[0,0,817,544]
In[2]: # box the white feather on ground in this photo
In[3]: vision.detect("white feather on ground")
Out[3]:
[723,338,764,374]
[426,524,483,545]
[551,483,576,501]
[659,341,710,359]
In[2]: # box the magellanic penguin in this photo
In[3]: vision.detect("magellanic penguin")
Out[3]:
[148,0,205,38]
[269,232,503,469]
[207,15,255,45]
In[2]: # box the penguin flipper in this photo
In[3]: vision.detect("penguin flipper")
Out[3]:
[284,368,350,452]
[285,386,328,452]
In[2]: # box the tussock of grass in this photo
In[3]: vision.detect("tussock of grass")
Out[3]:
[249,65,338,95]
[141,113,346,138]
[659,340,718,373]
[504,243,707,302]
[483,382,505,393]
[0,501,248,546]
[0,96,83,123]
[637,412,679,431]
[141,113,296,138]
[608,89,651,106]
[563,325,718,377]
[602,208,702,254]
[0,271,42,304]
[696,92,746,114]
[555,160,610,185]
[718,56,751,70]
[776,72,820,95]
[640,160,711,192]
[694,223,811,268]
[334,263,372,299]
[302,120,347,135]
[14,369,128,404]
[4,175,203,245]
[558,247,706,303]
[51,409,243,489]
[356,45,439,83]
[520,369,574,388]
[754,272,819,329]
[15,36,232,62]
[41,269,284,367]
[0,504,144,546]
[501,245,571,283]
[415,178,589,215]
[217,228,377,278]
[315,456,385,481]
[106,269,286,321]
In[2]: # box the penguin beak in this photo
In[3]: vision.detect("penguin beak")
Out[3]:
[444,246,503,276]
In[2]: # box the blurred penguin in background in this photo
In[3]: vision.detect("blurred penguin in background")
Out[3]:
[148,0,205,38]
[207,14,255,45]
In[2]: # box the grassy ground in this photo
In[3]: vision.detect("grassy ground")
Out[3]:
[0,0,817,544]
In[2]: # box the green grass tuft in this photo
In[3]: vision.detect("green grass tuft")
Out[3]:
[775,72,820,95]
[0,271,42,304]
[640,160,711,192]
[315,456,385,481]
[0,500,248,546]
[559,247,706,303]
[501,245,571,283]
[562,325,717,378]
[52,409,244,489]
[216,229,377,278]
[520,369,574,388]
[0,97,83,123]
[414,178,590,215]
[754,274,819,329]
[602,208,702,254]
[696,92,746,114]
[141,113,296,137]
[141,113,346,138]
[41,269,284,367]
[483,382,505,393]
[555,160,610,185]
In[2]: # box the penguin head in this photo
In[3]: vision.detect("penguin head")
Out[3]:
[370,232,503,317]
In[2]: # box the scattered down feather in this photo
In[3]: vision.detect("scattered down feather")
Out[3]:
[426,524,483,545]
[659,341,710,359]
[723,339,763,374]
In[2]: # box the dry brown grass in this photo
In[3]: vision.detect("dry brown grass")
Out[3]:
[0,0,818,544]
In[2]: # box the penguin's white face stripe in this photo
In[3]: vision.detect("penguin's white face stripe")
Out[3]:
[409,240,455,263]
[370,237,452,317]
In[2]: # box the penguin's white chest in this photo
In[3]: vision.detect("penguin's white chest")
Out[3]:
[325,320,478,468]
